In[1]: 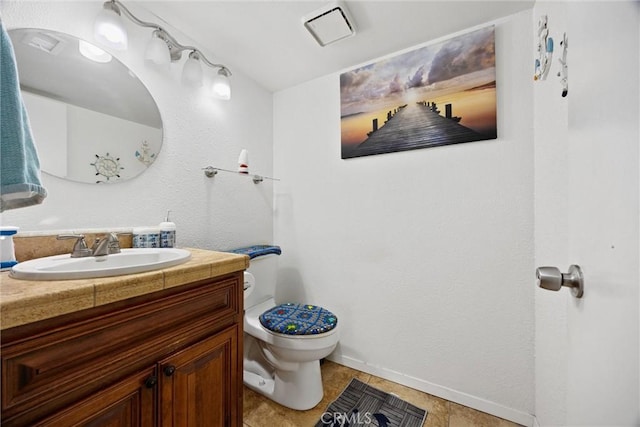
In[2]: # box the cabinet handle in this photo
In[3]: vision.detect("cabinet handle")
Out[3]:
[144,375,157,388]
[163,365,176,377]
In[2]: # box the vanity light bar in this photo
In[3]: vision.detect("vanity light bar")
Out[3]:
[95,0,232,98]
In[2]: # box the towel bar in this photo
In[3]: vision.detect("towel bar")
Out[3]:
[202,166,279,184]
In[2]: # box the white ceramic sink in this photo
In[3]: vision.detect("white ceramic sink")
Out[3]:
[10,248,191,281]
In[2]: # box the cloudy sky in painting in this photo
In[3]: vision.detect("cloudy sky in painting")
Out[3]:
[340,26,495,117]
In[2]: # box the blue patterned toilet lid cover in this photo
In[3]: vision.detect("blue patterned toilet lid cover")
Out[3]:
[259,303,338,335]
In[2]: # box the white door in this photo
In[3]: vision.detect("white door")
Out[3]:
[534,1,639,426]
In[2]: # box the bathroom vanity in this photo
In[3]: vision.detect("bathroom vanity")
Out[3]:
[0,248,248,427]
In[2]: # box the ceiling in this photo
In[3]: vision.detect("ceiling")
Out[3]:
[11,28,161,128]
[139,1,535,93]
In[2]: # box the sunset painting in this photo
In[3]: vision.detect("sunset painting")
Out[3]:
[340,26,497,159]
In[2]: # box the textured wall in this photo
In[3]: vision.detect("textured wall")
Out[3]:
[1,1,274,251]
[273,10,535,425]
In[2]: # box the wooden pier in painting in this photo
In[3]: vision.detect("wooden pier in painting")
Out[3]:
[344,102,488,158]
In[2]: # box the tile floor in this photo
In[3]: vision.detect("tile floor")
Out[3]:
[243,360,523,427]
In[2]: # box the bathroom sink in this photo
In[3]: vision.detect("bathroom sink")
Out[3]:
[10,248,191,281]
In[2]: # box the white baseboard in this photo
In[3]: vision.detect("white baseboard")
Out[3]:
[327,355,536,427]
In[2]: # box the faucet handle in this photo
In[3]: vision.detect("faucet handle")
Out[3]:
[106,232,121,254]
[57,234,92,258]
[91,233,121,256]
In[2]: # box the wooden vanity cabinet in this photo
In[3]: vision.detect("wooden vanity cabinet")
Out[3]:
[1,272,243,427]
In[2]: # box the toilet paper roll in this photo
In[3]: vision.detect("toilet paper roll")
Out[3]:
[243,272,255,299]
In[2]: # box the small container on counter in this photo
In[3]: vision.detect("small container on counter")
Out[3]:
[0,226,19,270]
[159,210,176,248]
[132,226,160,248]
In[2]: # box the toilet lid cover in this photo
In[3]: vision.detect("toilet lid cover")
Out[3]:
[259,303,338,335]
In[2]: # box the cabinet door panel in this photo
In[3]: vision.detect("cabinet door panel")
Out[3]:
[34,367,156,427]
[159,326,238,427]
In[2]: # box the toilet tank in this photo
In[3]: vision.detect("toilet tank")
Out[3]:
[245,253,279,309]
[230,246,281,310]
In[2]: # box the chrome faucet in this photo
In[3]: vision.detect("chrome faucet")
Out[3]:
[91,233,121,257]
[57,233,121,257]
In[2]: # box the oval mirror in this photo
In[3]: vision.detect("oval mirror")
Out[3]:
[9,28,162,184]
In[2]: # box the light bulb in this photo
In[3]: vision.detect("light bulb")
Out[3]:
[212,69,231,100]
[93,3,128,50]
[145,31,171,65]
[181,52,203,87]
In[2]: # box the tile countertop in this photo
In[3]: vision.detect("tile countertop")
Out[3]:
[0,248,249,331]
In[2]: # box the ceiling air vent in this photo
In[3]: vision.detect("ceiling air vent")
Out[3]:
[21,31,66,55]
[303,2,356,47]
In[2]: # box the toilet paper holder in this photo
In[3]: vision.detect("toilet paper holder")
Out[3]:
[536,264,584,298]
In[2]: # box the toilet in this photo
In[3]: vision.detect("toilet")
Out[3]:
[231,245,340,410]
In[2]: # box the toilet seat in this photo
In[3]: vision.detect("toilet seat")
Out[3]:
[245,299,339,351]
[259,303,338,336]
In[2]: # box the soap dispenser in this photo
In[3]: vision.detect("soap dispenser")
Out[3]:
[159,210,176,248]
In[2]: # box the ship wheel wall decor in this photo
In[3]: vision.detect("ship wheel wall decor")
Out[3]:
[91,153,124,183]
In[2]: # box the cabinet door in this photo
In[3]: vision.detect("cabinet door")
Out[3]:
[34,367,157,427]
[159,325,239,427]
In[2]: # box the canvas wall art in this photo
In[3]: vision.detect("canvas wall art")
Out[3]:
[340,25,497,159]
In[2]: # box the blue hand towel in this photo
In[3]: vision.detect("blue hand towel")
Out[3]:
[229,245,282,259]
[0,19,47,212]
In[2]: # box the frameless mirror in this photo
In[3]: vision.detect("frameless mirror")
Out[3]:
[9,28,163,184]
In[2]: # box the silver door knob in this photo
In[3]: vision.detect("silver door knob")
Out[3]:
[536,265,584,298]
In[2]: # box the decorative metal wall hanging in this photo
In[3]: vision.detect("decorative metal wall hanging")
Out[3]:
[557,32,568,97]
[534,15,554,81]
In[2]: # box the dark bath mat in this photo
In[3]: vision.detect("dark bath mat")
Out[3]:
[316,378,427,427]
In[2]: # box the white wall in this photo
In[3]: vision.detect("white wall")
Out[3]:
[1,1,274,251]
[273,10,535,425]
[22,91,68,178]
[66,105,162,183]
[23,91,162,183]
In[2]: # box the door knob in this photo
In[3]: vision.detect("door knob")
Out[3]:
[536,264,584,298]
